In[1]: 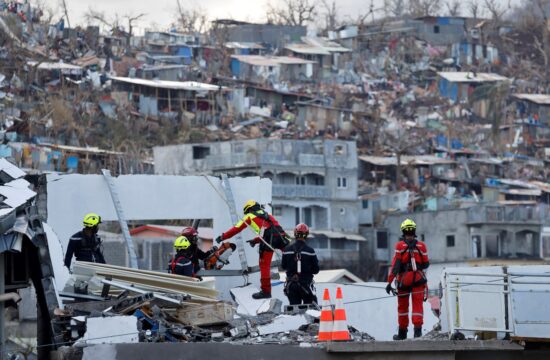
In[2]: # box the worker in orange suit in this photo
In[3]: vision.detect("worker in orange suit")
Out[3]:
[386,219,430,340]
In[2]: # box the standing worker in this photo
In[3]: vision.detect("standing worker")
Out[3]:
[386,219,429,340]
[64,213,106,271]
[281,223,319,305]
[216,200,290,299]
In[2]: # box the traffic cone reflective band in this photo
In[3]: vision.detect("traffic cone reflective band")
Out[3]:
[317,288,333,341]
[332,287,351,341]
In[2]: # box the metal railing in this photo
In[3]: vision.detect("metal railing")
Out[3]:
[467,204,549,224]
[298,154,325,167]
[272,184,330,199]
[205,153,258,169]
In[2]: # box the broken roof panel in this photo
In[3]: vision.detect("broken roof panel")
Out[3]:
[225,42,265,49]
[359,155,455,166]
[0,158,26,181]
[512,93,550,105]
[230,55,316,66]
[438,71,509,83]
[110,76,226,92]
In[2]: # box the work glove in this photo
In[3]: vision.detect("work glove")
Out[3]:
[215,235,223,244]
[386,283,395,295]
[247,239,258,247]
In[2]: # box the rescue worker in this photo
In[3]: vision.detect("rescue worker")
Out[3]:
[386,219,430,340]
[64,213,106,271]
[168,236,195,277]
[216,200,290,299]
[181,227,215,275]
[281,223,319,305]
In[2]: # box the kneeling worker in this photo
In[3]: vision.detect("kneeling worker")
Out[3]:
[281,223,319,305]
[168,236,196,277]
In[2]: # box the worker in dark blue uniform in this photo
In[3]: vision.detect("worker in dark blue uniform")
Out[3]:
[281,223,319,305]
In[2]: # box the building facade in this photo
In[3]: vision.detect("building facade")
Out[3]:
[153,139,363,271]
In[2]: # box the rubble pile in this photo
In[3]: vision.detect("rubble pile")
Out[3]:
[58,262,375,347]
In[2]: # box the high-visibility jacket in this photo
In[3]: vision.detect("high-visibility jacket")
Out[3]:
[388,238,429,290]
[220,210,288,251]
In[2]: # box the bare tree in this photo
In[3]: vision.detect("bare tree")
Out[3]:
[384,0,406,17]
[483,0,510,21]
[320,0,339,32]
[468,0,481,19]
[445,0,462,16]
[266,0,316,26]
[408,0,442,17]
[85,9,145,38]
[175,0,208,34]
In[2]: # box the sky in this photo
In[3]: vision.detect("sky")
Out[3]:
[42,0,387,31]
[43,0,523,33]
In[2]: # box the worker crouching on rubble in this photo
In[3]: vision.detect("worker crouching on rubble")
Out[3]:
[216,200,290,299]
[64,213,106,272]
[168,236,197,278]
[281,223,319,305]
[386,219,430,340]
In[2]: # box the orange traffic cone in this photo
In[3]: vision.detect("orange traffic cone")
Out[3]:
[332,287,351,341]
[317,288,333,341]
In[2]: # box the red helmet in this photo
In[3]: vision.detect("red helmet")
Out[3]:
[294,223,309,239]
[181,227,199,243]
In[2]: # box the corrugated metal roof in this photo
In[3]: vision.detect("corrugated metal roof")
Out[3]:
[438,71,509,83]
[225,42,265,49]
[512,93,550,105]
[359,155,455,166]
[285,44,331,55]
[110,76,226,91]
[231,55,316,66]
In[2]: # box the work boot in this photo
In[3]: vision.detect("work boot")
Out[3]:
[393,328,407,340]
[252,291,271,299]
[414,327,422,338]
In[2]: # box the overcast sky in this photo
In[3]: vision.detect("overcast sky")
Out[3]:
[43,0,522,33]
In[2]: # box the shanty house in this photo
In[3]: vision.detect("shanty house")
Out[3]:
[230,55,316,84]
[110,76,229,124]
[437,71,510,118]
[512,94,550,126]
[211,20,306,49]
[285,37,351,77]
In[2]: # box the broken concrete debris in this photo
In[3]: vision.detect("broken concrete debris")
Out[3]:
[57,261,376,347]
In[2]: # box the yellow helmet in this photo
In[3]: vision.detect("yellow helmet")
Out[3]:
[174,236,191,251]
[400,219,416,233]
[83,213,101,228]
[243,199,258,214]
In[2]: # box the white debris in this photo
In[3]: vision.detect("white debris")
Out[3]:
[257,315,308,335]
[80,316,139,344]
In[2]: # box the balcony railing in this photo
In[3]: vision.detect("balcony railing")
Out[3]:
[467,204,549,224]
[272,184,330,199]
[205,154,258,169]
[298,154,325,167]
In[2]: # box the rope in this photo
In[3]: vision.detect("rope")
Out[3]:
[203,175,282,262]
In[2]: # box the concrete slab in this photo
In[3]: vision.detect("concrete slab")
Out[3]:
[230,285,272,316]
[80,316,139,345]
[62,342,542,360]
[326,340,525,353]
[257,315,309,335]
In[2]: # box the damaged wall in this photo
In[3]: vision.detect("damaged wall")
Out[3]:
[45,174,272,296]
